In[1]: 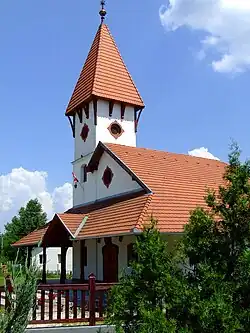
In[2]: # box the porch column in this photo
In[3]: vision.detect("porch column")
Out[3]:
[42,246,47,284]
[27,246,33,267]
[80,240,85,281]
[60,246,68,284]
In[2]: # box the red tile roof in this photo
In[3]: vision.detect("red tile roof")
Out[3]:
[63,191,151,238]
[105,143,227,232]
[65,24,144,116]
[57,213,85,236]
[13,144,227,246]
[12,224,50,247]
[77,194,151,238]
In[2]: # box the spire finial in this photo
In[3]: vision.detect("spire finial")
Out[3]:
[99,0,107,23]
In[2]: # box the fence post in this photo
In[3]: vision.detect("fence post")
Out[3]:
[5,274,13,313]
[88,273,96,326]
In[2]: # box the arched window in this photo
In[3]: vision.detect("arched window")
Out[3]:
[81,164,87,183]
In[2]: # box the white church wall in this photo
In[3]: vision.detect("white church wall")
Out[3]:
[85,239,98,279]
[72,235,136,281]
[74,101,96,161]
[72,154,92,207]
[73,150,142,207]
[72,239,97,280]
[74,100,136,162]
[32,247,73,274]
[96,152,141,201]
[71,234,182,282]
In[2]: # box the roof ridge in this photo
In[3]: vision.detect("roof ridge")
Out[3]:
[103,24,144,105]
[106,143,227,165]
[91,24,103,97]
[134,194,153,231]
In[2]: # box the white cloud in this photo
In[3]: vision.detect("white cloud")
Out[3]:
[188,147,220,160]
[159,0,250,73]
[0,167,73,231]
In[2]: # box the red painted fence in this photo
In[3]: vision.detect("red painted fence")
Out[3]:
[0,274,115,326]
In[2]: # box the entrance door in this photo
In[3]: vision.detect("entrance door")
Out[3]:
[102,242,119,282]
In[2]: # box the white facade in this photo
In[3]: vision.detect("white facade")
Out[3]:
[69,41,142,280]
[72,98,139,208]
[74,100,136,161]
[72,150,142,207]
[72,235,135,280]
[32,247,73,274]
[72,234,179,281]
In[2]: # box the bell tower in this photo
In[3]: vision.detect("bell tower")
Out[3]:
[65,2,145,206]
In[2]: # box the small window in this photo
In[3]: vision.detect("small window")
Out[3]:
[111,123,122,135]
[39,254,43,264]
[108,121,124,139]
[81,164,87,183]
[58,254,61,264]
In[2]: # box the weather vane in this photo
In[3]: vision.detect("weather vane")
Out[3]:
[99,0,107,23]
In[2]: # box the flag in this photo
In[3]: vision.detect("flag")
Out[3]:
[72,172,79,188]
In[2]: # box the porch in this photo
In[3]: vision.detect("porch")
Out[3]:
[13,214,138,285]
[0,274,114,327]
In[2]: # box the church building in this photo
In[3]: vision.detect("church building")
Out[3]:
[13,4,226,283]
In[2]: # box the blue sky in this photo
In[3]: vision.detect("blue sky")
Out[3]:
[1,0,250,227]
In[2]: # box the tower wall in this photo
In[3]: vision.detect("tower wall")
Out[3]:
[74,100,136,161]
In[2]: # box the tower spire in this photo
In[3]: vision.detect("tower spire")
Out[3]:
[99,1,107,23]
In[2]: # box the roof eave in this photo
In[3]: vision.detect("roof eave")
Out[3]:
[74,231,134,241]
[12,242,39,248]
[65,95,145,117]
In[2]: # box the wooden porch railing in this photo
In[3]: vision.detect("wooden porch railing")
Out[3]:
[0,274,115,326]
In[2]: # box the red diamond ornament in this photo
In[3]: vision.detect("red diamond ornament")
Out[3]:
[80,123,89,142]
[102,166,113,188]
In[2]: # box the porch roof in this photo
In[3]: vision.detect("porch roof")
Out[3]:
[12,224,50,247]
[75,193,152,238]
[57,192,151,239]
[12,192,151,247]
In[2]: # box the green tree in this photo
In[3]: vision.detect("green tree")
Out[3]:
[107,143,250,332]
[0,262,39,333]
[2,199,47,263]
[180,143,250,332]
[106,219,184,333]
